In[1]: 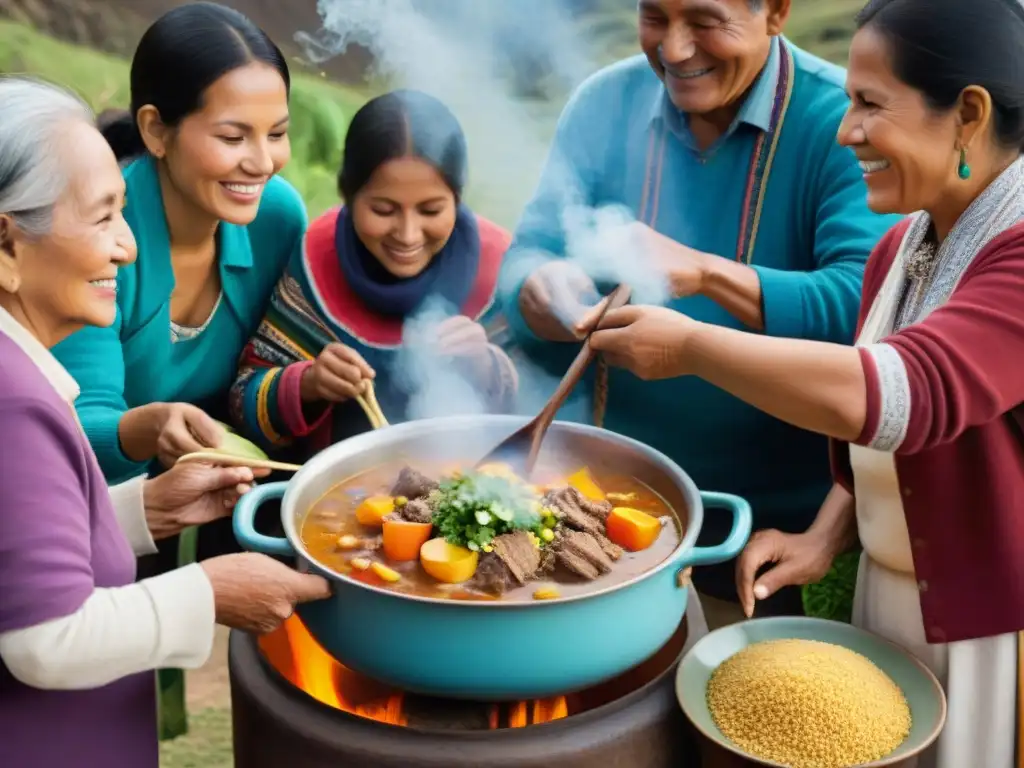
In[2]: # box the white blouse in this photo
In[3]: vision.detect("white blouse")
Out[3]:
[0,305,215,689]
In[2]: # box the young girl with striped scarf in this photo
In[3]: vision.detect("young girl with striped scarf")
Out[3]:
[230,90,516,456]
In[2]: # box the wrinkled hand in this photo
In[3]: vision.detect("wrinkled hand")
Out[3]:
[618,221,709,299]
[518,260,602,342]
[735,530,837,618]
[201,553,332,634]
[156,403,225,468]
[300,343,375,403]
[588,305,697,380]
[435,315,494,383]
[143,462,266,541]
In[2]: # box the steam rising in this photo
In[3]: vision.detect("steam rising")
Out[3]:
[396,297,490,421]
[300,0,672,421]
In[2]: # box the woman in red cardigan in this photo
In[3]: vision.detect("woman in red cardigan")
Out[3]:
[589,0,1024,764]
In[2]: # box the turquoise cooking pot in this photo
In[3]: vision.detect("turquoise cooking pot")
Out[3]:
[234,415,751,701]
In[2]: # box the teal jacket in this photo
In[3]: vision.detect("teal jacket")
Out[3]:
[498,40,900,556]
[52,155,307,483]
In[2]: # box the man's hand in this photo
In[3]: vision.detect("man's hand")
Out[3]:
[619,221,711,299]
[518,261,603,342]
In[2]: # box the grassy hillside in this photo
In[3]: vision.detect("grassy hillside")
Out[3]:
[0,2,864,222]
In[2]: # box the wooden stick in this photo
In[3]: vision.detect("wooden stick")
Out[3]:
[364,379,389,427]
[355,394,382,429]
[176,451,303,473]
[358,380,389,429]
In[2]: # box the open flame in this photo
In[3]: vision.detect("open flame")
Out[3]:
[258,615,569,728]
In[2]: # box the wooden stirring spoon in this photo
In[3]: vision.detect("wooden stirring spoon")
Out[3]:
[475,283,632,477]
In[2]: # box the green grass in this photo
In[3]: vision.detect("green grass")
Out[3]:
[159,708,233,768]
[0,19,367,218]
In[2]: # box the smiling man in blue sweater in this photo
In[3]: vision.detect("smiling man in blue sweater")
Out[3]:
[498,0,898,625]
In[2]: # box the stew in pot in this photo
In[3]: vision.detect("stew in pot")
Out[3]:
[300,462,681,602]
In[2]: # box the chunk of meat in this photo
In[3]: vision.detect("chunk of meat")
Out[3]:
[543,487,612,537]
[471,532,543,595]
[390,467,439,500]
[595,533,624,561]
[559,551,600,580]
[394,498,434,525]
[538,545,559,575]
[555,530,615,580]
[472,553,516,595]
[578,494,613,521]
[491,531,541,585]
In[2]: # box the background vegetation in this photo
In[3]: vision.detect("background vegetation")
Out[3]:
[0,1,867,224]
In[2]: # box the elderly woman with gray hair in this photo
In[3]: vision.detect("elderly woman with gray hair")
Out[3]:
[0,77,330,767]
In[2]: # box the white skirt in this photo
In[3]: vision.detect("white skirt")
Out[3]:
[853,553,1017,768]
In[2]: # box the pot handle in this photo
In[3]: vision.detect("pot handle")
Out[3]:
[233,481,296,558]
[675,491,752,587]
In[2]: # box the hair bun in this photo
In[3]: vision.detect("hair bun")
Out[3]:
[96,108,145,162]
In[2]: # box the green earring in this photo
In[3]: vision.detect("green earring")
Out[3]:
[958,147,972,180]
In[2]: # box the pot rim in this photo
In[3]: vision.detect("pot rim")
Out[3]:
[281,415,704,609]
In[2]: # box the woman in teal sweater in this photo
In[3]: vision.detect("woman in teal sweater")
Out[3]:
[52,2,305,566]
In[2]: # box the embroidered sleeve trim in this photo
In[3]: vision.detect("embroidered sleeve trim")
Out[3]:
[863,342,910,452]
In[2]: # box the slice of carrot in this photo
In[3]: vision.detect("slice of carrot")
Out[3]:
[382,519,434,562]
[605,507,662,552]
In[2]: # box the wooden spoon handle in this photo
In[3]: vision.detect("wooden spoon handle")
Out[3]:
[525,284,632,470]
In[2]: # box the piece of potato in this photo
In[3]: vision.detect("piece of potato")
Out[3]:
[355,495,395,528]
[420,537,479,584]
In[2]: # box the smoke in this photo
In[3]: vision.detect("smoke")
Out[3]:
[296,0,585,219]
[300,0,671,423]
[395,296,490,421]
[563,203,671,305]
[395,296,569,423]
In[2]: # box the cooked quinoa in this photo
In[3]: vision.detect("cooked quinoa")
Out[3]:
[706,639,911,768]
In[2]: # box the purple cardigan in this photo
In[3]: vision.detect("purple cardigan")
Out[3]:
[0,333,158,767]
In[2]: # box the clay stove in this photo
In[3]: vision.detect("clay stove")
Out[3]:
[229,615,701,767]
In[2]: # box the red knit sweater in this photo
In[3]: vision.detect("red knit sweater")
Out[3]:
[831,220,1024,643]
